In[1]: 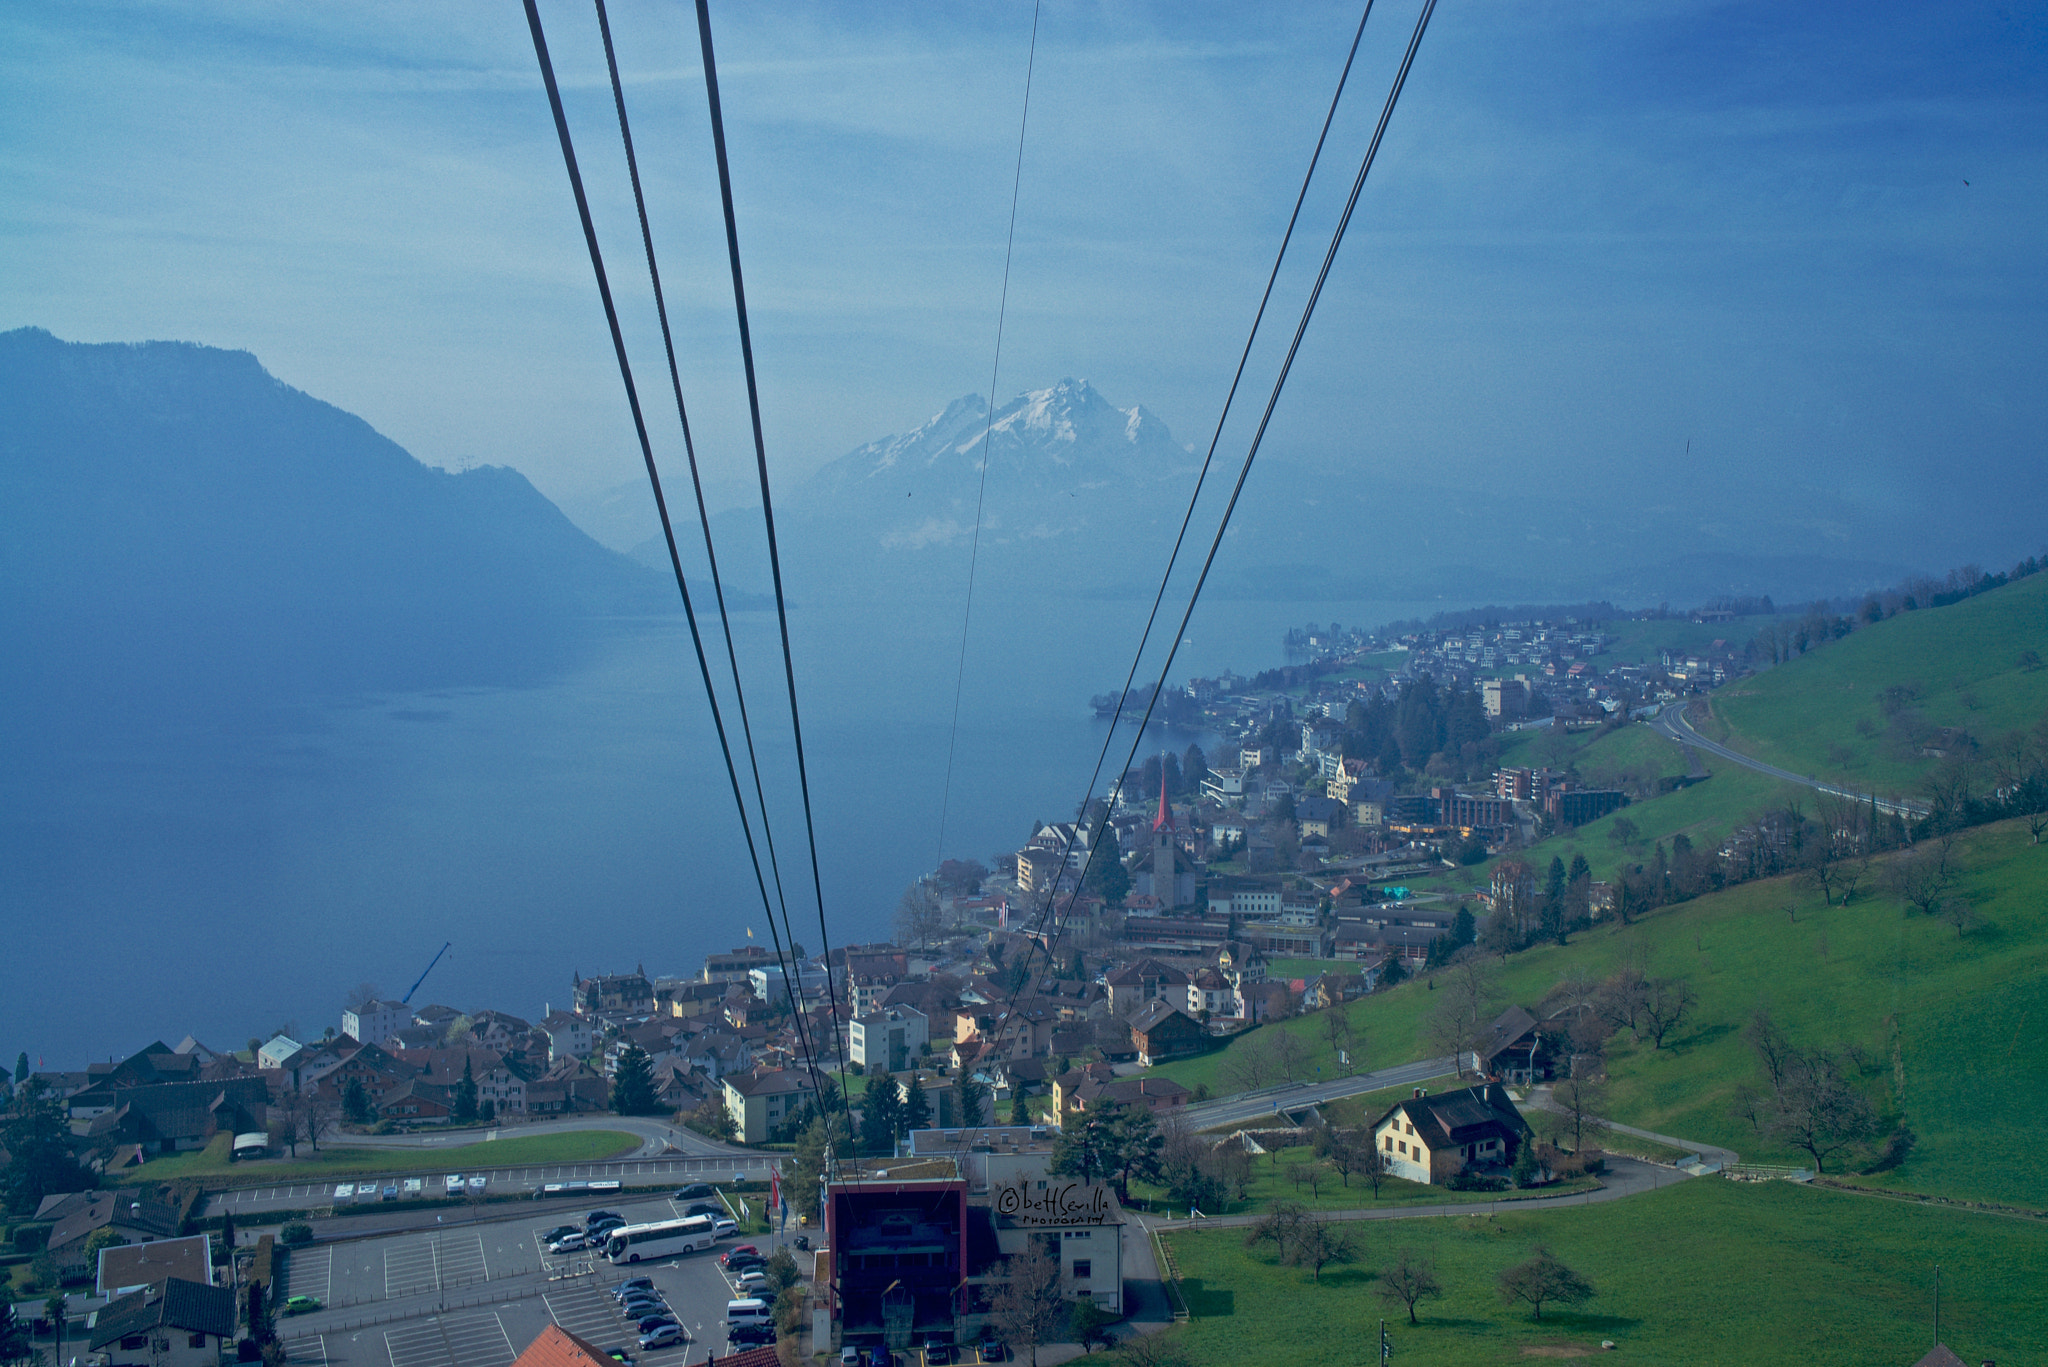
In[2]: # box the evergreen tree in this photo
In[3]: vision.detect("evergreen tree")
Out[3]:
[1,1083,95,1216]
[900,1073,932,1136]
[13,1053,27,1087]
[452,1057,479,1124]
[959,1077,985,1129]
[1182,743,1209,790]
[859,1072,900,1156]
[342,1076,373,1125]
[1010,1092,1030,1126]
[610,1044,657,1115]
[1084,826,1130,906]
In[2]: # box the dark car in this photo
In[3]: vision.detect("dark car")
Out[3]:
[620,1297,667,1318]
[544,1225,582,1244]
[727,1324,776,1346]
[720,1245,761,1266]
[675,1184,715,1200]
[975,1337,1008,1362]
[612,1278,655,1301]
[683,1202,723,1219]
[635,1315,679,1336]
[638,1325,686,1352]
[923,1341,954,1365]
[586,1210,626,1230]
[867,1348,893,1367]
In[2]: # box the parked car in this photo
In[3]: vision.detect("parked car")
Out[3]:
[467,1176,487,1193]
[923,1340,954,1365]
[727,1324,775,1346]
[603,1350,633,1365]
[868,1347,893,1367]
[548,1233,588,1254]
[733,1273,770,1296]
[720,1245,761,1267]
[839,1347,862,1366]
[589,1217,628,1239]
[619,1297,667,1319]
[639,1325,686,1351]
[675,1184,715,1200]
[635,1315,679,1335]
[684,1203,723,1220]
[545,1226,582,1244]
[403,1178,424,1197]
[446,1175,466,1191]
[382,1183,399,1201]
[712,1218,738,1238]
[282,1296,322,1317]
[612,1278,655,1300]
[975,1335,1008,1363]
[586,1210,626,1229]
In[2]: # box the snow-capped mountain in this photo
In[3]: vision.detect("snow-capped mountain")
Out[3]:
[788,378,1194,552]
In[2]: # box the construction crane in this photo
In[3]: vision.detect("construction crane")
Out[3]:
[402,942,451,1005]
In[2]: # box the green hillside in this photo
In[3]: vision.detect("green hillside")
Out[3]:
[1711,569,2048,793]
[1166,1178,2048,1367]
[1157,819,2047,1209]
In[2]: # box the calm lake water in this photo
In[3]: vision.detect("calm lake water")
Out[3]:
[3,594,1450,1062]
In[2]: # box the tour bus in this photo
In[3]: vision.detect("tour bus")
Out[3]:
[605,1215,718,1264]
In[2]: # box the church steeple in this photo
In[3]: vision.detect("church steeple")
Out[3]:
[1153,766,1176,833]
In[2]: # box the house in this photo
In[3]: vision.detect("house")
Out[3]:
[575,970,655,1016]
[1127,1000,1206,1067]
[340,1000,411,1049]
[1062,1074,1191,1127]
[1303,970,1367,1011]
[97,1235,213,1297]
[849,1006,928,1072]
[1295,795,1344,837]
[392,1048,531,1114]
[84,1078,270,1155]
[511,1325,625,1367]
[526,1059,609,1115]
[723,1069,810,1143]
[1185,969,1235,1019]
[539,1011,595,1065]
[1103,959,1190,1018]
[254,1036,303,1071]
[307,1042,412,1108]
[46,1194,182,1280]
[1370,1083,1532,1185]
[88,1278,236,1367]
[374,1078,454,1121]
[1480,1007,1566,1085]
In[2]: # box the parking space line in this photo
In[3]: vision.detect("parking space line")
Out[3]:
[284,1334,328,1367]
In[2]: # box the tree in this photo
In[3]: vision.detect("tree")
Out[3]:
[684,1094,736,1144]
[1884,844,1957,918]
[1101,1104,1163,1203]
[860,1072,901,1156]
[82,1227,128,1261]
[342,1076,373,1125]
[1070,1298,1117,1353]
[478,1098,496,1123]
[1768,1051,1881,1173]
[1357,1133,1387,1198]
[1243,1201,1311,1262]
[1011,1091,1031,1127]
[895,879,946,951]
[1550,1075,1609,1152]
[609,1045,657,1115]
[959,1076,986,1129]
[1,1081,96,1216]
[1319,1009,1357,1071]
[1497,1246,1595,1321]
[788,1113,853,1224]
[1221,1035,1276,1092]
[1285,1218,1354,1284]
[1376,1247,1444,1324]
[452,1057,479,1125]
[900,1073,932,1135]
[1940,896,1979,938]
[14,1052,28,1087]
[1271,1029,1307,1084]
[1511,1142,1539,1188]
[1637,977,1697,1049]
[1084,827,1131,907]
[1424,950,1497,1072]
[990,1243,1069,1367]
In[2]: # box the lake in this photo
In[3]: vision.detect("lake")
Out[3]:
[1,593,1449,1062]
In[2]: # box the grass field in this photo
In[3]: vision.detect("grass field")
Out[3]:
[1712,570,2048,793]
[112,1128,641,1185]
[1145,819,2048,1208]
[1162,1176,2048,1367]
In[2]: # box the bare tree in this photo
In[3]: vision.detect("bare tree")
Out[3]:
[990,1243,1069,1367]
[1884,845,1957,918]
[1319,1007,1354,1065]
[1272,1030,1307,1084]
[1222,1035,1276,1092]
[1637,977,1697,1050]
[1285,1218,1354,1284]
[1550,1075,1609,1152]
[895,879,946,952]
[1376,1247,1444,1324]
[1243,1200,1310,1262]
[1497,1246,1595,1321]
[1423,950,1498,1072]
[1939,896,1979,938]
[1768,1050,1881,1173]
[1212,1141,1254,1201]
[345,982,382,1012]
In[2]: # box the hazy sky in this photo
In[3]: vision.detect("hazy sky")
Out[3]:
[5,1,2044,557]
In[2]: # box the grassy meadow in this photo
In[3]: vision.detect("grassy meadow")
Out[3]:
[1162,1177,2048,1367]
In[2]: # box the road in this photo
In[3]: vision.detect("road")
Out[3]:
[208,1154,781,1218]
[1179,1055,1461,1131]
[328,1116,738,1159]
[1648,704,1926,817]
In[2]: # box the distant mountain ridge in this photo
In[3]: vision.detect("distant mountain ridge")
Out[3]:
[1,327,667,710]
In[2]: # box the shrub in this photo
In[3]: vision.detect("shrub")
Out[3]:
[278,1223,313,1247]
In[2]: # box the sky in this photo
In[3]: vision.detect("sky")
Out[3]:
[4,0,2045,564]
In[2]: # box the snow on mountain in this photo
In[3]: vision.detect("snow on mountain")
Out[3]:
[789,378,1194,551]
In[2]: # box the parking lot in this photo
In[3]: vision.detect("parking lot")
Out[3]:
[273,1194,775,1367]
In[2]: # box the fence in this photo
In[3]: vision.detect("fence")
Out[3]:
[1724,1164,1813,1183]
[1151,1231,1190,1324]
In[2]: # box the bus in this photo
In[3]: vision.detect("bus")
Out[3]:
[605,1216,718,1264]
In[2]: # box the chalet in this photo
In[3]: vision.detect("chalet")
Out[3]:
[1371,1083,1532,1185]
[1104,959,1191,1018]
[574,969,655,1016]
[1186,969,1235,1019]
[83,1077,269,1155]
[1127,1000,1206,1067]
[1062,1074,1192,1127]
[1480,1006,1567,1085]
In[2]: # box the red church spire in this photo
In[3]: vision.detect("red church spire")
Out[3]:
[1153,764,1176,832]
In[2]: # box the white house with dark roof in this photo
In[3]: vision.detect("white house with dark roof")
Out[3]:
[1370,1082,1532,1185]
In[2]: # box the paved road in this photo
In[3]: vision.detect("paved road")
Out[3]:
[1648,705,1926,817]
[327,1116,739,1159]
[1523,1085,1739,1167]
[1180,1056,1461,1132]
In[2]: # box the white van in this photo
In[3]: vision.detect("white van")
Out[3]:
[725,1299,772,1327]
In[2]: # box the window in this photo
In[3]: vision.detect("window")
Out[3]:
[191,1335,210,1349]
[1072,1260,1092,1280]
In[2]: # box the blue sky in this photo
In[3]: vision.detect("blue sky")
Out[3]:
[5,0,2044,564]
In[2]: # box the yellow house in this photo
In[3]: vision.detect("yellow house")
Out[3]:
[1370,1083,1532,1185]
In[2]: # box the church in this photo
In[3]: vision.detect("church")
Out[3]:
[1130,769,1198,910]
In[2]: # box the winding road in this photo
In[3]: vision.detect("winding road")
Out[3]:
[1648,704,1926,817]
